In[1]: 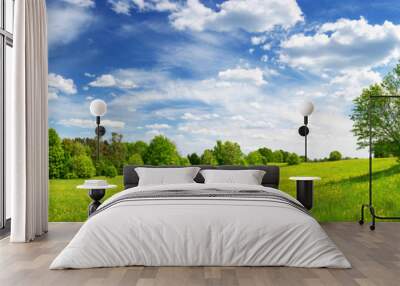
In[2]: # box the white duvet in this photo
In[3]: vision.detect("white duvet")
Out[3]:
[50,183,351,269]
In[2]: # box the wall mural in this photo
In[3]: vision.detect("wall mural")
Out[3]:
[47,0,400,222]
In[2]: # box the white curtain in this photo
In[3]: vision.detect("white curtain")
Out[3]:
[8,0,48,242]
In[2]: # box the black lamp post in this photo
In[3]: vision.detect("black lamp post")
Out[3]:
[298,101,314,162]
[90,99,107,162]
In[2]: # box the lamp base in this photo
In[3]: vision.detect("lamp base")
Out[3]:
[88,189,105,216]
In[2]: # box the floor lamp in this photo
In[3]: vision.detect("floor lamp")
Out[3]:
[90,99,107,161]
[298,101,314,162]
[359,95,400,230]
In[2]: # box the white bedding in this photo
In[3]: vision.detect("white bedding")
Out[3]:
[50,183,351,269]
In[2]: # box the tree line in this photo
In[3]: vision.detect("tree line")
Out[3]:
[49,128,346,179]
[49,128,324,179]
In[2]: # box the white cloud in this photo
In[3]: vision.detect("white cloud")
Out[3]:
[170,0,215,32]
[261,43,271,50]
[113,68,169,87]
[59,118,126,129]
[117,79,137,89]
[153,0,178,12]
[47,4,95,48]
[218,67,266,86]
[146,129,163,137]
[280,17,400,72]
[329,69,382,99]
[309,108,362,158]
[89,74,116,87]
[97,66,369,158]
[231,115,245,121]
[266,69,279,77]
[84,72,96,78]
[251,35,267,45]
[49,73,77,94]
[260,55,269,62]
[62,0,95,8]
[108,0,178,15]
[109,0,303,34]
[108,68,301,152]
[178,125,220,136]
[48,91,59,100]
[170,0,303,33]
[89,74,138,89]
[145,123,171,129]
[108,0,132,15]
[93,119,126,129]
[181,112,219,121]
[48,73,77,100]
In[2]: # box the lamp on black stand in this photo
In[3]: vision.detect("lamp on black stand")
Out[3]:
[87,99,108,213]
[90,99,107,161]
[298,101,314,162]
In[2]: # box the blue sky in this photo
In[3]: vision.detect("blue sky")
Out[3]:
[47,0,400,158]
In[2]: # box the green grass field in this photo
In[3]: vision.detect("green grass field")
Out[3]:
[49,158,400,222]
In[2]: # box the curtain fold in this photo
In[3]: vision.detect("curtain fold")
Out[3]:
[9,0,48,242]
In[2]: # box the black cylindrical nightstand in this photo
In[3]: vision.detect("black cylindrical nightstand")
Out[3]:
[289,177,321,210]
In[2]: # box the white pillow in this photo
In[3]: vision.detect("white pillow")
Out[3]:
[135,167,200,186]
[200,169,265,185]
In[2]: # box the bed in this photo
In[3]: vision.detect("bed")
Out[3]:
[50,165,350,269]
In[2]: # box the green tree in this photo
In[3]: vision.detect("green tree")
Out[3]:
[103,164,118,178]
[187,153,201,165]
[200,149,218,165]
[280,150,290,163]
[373,141,393,158]
[180,157,191,166]
[246,150,264,165]
[95,159,108,176]
[213,140,244,165]
[94,159,118,177]
[287,153,300,165]
[126,141,148,160]
[128,153,144,165]
[108,132,127,174]
[271,150,284,163]
[329,151,342,161]
[143,135,181,165]
[351,63,400,157]
[258,147,273,164]
[62,139,90,177]
[62,139,89,157]
[71,155,96,178]
[49,128,65,179]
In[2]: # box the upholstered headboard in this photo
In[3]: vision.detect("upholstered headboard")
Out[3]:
[123,165,280,189]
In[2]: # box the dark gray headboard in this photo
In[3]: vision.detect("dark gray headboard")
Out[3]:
[123,165,280,189]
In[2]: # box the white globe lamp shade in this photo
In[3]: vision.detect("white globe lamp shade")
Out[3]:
[90,99,107,117]
[299,101,314,116]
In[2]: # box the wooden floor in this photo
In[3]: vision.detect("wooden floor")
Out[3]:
[0,222,399,286]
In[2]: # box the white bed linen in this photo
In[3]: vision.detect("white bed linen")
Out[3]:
[50,183,351,269]
[200,169,265,185]
[135,167,200,186]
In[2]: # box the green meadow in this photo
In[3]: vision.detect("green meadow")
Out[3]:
[49,158,400,222]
